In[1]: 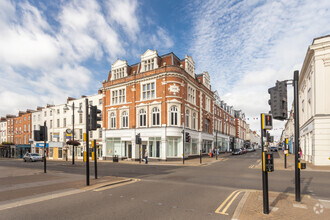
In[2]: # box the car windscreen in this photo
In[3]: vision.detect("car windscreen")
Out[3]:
[31,154,40,156]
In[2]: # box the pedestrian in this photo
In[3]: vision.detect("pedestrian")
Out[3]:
[145,149,148,164]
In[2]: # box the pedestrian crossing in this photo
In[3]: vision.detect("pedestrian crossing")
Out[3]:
[248,159,261,169]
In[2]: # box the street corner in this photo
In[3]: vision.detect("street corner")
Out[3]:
[235,191,330,220]
[83,176,141,192]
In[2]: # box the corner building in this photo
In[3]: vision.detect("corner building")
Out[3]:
[101,50,215,160]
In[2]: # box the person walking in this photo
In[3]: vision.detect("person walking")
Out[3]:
[145,149,148,164]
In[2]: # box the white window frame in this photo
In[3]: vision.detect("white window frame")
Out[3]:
[192,112,196,130]
[151,107,160,126]
[111,86,126,105]
[138,108,147,127]
[141,80,156,101]
[185,109,190,128]
[110,112,116,129]
[187,85,196,105]
[121,111,129,128]
[170,105,178,126]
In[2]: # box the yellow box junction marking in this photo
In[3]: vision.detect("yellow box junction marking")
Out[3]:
[215,190,241,215]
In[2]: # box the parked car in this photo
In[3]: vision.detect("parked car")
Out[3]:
[232,149,242,155]
[23,153,43,162]
[269,147,278,152]
[247,147,255,152]
[241,147,247,154]
[278,145,283,150]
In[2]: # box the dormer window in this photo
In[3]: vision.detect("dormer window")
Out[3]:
[113,67,124,80]
[140,49,158,73]
[185,55,195,77]
[144,59,154,72]
[110,60,128,81]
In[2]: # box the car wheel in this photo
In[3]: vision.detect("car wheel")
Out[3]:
[24,159,26,162]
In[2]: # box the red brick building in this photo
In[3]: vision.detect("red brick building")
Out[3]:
[13,110,33,145]
[101,50,215,160]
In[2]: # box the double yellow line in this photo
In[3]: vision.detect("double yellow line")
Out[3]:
[215,190,241,215]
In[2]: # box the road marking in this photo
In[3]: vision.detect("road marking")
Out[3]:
[93,179,140,192]
[232,191,250,220]
[293,203,308,209]
[215,190,241,215]
[0,188,84,211]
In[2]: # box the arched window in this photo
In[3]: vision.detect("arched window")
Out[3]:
[152,107,160,126]
[139,109,146,127]
[122,111,128,128]
[170,106,178,126]
[192,112,196,130]
[185,110,190,128]
[110,112,116,129]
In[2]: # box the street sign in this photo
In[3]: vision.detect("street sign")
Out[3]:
[284,150,288,154]
[66,128,72,134]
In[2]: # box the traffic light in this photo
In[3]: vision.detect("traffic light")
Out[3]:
[185,132,190,143]
[264,152,274,172]
[268,81,287,120]
[262,114,273,130]
[136,133,141,145]
[34,130,41,141]
[90,105,102,131]
[39,126,47,141]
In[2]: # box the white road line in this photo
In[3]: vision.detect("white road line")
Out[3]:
[0,188,84,211]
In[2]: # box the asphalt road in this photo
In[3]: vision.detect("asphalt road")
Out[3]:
[1,150,329,219]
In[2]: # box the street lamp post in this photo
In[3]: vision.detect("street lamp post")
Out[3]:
[64,102,82,165]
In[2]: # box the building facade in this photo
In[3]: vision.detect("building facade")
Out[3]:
[298,35,330,166]
[101,50,248,161]
[0,117,7,143]
[31,94,103,160]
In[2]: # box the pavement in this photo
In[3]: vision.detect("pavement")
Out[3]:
[1,151,330,219]
[0,165,133,211]
[114,153,232,166]
[233,190,330,220]
[251,150,330,172]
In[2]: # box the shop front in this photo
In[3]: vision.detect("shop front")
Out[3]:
[15,145,31,158]
[105,137,131,159]
[36,143,49,156]
[48,142,64,160]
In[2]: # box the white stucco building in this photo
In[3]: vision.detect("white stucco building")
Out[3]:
[299,35,330,166]
[0,117,7,143]
[31,94,103,160]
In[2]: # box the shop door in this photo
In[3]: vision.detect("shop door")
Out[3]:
[53,147,58,160]
[128,144,132,158]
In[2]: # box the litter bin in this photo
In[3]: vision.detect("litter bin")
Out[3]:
[113,155,119,162]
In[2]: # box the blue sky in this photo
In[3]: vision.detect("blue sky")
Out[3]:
[1,0,330,138]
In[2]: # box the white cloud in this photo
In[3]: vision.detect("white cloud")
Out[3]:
[189,0,330,139]
[0,0,127,116]
[105,0,140,41]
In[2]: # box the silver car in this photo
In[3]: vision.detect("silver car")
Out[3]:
[23,153,43,162]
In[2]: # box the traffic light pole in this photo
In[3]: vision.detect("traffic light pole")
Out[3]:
[293,70,301,202]
[94,139,97,179]
[182,122,185,165]
[284,140,287,169]
[72,101,75,165]
[215,131,218,160]
[261,114,269,214]
[43,121,47,173]
[85,98,90,186]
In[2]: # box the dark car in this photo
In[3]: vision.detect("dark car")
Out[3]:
[232,149,242,155]
[270,147,278,152]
